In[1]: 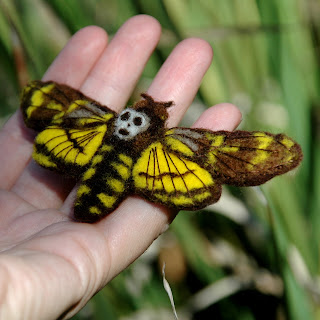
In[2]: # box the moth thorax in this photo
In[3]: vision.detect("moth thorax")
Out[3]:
[114,108,150,141]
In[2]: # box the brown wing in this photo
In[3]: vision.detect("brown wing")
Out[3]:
[164,128,302,187]
[20,80,116,176]
[20,80,116,131]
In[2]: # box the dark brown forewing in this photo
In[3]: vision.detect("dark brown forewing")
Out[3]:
[20,80,116,131]
[205,130,303,186]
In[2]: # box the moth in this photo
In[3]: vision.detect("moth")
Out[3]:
[21,81,303,222]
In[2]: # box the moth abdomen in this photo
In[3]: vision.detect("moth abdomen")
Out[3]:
[74,149,134,222]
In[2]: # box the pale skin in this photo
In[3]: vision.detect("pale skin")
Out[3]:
[0,15,241,319]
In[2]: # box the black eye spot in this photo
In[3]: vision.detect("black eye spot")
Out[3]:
[133,117,142,126]
[120,112,130,121]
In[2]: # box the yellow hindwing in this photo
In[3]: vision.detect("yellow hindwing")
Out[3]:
[33,125,108,168]
[133,141,219,209]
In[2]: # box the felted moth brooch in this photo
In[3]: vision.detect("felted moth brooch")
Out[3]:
[21,81,303,222]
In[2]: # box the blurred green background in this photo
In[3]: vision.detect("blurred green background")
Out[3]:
[1,0,319,319]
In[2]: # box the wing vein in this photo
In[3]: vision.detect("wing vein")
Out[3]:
[146,149,152,190]
[165,152,189,195]
[179,157,208,190]
[215,150,258,166]
[162,149,176,194]
[152,148,156,193]
[155,148,166,193]
[39,86,68,107]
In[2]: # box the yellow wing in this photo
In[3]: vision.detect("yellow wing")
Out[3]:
[20,81,116,175]
[132,140,221,211]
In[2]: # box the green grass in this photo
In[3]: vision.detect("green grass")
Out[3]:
[0,0,319,319]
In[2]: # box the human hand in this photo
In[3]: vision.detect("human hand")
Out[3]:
[0,15,241,319]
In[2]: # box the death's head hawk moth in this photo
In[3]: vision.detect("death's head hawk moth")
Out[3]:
[20,81,303,222]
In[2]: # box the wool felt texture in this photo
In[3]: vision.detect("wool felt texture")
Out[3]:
[21,81,303,223]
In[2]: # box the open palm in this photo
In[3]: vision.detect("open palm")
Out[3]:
[0,15,241,319]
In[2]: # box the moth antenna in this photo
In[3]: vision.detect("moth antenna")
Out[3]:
[162,100,174,108]
[141,93,173,108]
[140,93,153,101]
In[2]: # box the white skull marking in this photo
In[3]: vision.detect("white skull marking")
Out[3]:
[114,108,150,141]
